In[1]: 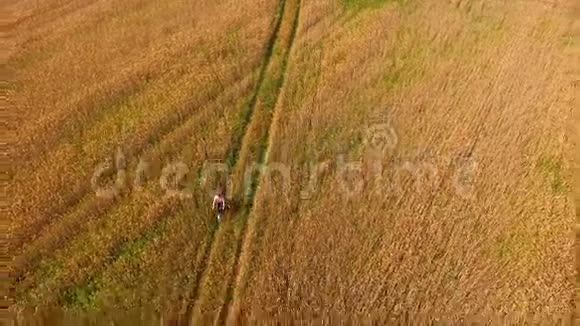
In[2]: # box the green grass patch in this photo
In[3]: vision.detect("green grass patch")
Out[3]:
[226,96,254,168]
[114,221,167,264]
[537,156,567,194]
[260,76,284,110]
[63,218,171,310]
[495,225,538,261]
[382,30,428,90]
[342,0,408,11]
[36,259,61,281]
[63,277,102,310]
[383,65,403,90]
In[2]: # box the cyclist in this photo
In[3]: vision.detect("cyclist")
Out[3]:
[212,189,226,222]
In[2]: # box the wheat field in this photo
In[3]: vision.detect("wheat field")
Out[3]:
[6,0,579,324]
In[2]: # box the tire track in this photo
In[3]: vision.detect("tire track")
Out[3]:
[185,0,302,323]
[180,0,290,323]
[218,0,301,324]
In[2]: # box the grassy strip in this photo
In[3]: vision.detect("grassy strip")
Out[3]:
[224,1,289,170]
[177,1,292,322]
[342,0,408,11]
[228,41,328,324]
[158,1,297,321]
[222,5,304,323]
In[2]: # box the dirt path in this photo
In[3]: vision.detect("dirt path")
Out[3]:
[183,0,301,323]
[220,4,302,323]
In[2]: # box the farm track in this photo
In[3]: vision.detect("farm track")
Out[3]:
[219,2,301,323]
[183,0,302,323]
[180,1,288,323]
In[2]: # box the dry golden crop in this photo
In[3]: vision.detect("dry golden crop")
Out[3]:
[568,1,580,323]
[230,0,577,323]
[9,0,278,317]
[7,0,579,324]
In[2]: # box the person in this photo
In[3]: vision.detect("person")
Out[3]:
[212,190,226,222]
